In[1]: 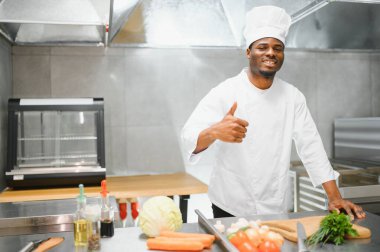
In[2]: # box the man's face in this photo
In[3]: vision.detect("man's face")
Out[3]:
[246,37,285,78]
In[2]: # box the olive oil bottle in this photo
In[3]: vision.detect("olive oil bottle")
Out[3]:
[74,184,92,246]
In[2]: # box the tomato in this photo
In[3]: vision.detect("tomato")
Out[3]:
[229,230,250,248]
[265,231,284,248]
[229,234,241,247]
[245,228,261,247]
[258,240,280,252]
[237,241,259,252]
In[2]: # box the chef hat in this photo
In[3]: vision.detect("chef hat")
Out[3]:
[243,5,291,49]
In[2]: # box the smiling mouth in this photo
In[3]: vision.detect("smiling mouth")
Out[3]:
[263,60,277,67]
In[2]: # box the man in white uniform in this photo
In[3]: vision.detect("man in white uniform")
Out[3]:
[182,6,365,219]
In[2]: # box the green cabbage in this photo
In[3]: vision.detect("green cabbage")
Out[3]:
[138,196,183,237]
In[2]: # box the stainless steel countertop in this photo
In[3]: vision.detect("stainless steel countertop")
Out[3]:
[0,197,118,219]
[213,210,380,252]
[0,197,119,236]
[1,210,379,252]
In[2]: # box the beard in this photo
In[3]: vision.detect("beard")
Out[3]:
[259,70,276,78]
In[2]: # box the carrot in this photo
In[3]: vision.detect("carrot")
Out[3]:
[156,236,213,249]
[160,231,215,243]
[34,237,64,252]
[147,238,204,251]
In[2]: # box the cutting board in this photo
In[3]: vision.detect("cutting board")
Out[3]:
[261,216,371,243]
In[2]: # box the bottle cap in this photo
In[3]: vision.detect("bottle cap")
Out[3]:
[101,180,108,197]
[77,184,86,203]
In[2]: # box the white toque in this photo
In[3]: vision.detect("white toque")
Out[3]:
[243,5,291,49]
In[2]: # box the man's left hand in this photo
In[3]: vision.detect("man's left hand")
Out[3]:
[328,199,366,220]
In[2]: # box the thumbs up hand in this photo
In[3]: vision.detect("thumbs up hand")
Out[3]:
[211,102,249,143]
[226,101,238,116]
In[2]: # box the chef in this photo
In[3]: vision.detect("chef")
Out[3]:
[181,5,365,219]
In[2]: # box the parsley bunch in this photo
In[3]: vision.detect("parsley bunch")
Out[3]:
[306,211,358,246]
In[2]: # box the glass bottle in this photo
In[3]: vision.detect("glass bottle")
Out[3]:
[100,180,114,237]
[74,184,92,246]
[86,204,101,250]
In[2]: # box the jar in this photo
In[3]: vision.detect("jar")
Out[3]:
[85,204,101,251]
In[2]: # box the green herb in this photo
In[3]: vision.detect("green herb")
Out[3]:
[306,211,358,246]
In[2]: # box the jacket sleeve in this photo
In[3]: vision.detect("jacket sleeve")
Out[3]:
[292,90,339,187]
[181,87,225,164]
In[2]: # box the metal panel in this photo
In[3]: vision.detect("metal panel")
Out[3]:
[195,209,239,252]
[111,0,328,47]
[290,161,329,212]
[299,176,328,211]
[291,162,380,214]
[289,170,298,212]
[0,197,119,236]
[14,24,103,44]
[1,0,380,48]
[334,117,380,164]
[0,0,106,25]
[0,0,109,45]
[287,2,380,49]
[111,0,236,46]
[109,0,139,41]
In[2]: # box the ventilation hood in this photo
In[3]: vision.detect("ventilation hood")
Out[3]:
[0,0,379,49]
[287,0,380,49]
[110,0,380,49]
[0,0,110,46]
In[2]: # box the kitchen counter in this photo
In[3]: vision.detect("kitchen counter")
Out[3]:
[1,210,379,252]
[0,172,208,222]
[0,173,207,202]
[0,197,120,236]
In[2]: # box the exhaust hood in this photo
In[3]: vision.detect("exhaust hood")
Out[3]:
[0,0,110,46]
[0,0,379,49]
[287,1,380,49]
[110,0,380,49]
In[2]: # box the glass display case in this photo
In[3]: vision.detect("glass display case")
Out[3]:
[6,98,106,188]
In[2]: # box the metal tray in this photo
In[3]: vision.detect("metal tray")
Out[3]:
[195,209,238,252]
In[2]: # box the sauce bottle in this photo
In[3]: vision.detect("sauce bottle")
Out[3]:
[74,184,92,246]
[100,180,114,237]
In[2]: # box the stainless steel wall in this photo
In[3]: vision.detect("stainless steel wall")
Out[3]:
[0,36,12,190]
[11,47,380,179]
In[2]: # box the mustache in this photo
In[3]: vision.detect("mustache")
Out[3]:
[262,57,277,63]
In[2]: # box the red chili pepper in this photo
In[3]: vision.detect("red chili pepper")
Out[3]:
[131,202,139,219]
[119,202,127,220]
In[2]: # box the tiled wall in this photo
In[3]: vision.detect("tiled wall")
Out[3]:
[0,37,12,190]
[11,47,380,180]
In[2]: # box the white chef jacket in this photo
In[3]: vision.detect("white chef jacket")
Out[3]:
[181,68,339,216]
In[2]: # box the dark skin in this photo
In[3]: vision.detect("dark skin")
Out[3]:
[246,37,285,89]
[193,37,365,219]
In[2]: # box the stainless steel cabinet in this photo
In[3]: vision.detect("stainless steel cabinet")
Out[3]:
[290,161,380,215]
